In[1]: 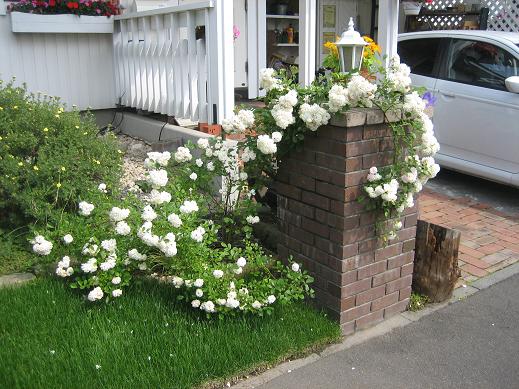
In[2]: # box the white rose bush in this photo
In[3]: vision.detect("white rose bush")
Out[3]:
[31,136,313,316]
[30,51,439,317]
[235,55,439,242]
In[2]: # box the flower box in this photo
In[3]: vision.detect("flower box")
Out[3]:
[402,2,422,16]
[10,12,114,33]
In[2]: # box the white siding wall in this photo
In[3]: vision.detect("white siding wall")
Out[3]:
[0,15,116,110]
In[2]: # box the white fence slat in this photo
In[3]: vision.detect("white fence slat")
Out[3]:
[179,39,189,118]
[186,10,198,120]
[196,38,208,122]
[112,1,226,123]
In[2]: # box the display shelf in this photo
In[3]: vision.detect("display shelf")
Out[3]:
[273,43,299,47]
[266,14,299,20]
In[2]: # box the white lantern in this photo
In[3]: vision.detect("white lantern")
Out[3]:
[335,18,367,73]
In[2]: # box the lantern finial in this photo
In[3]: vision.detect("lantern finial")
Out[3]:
[348,17,355,31]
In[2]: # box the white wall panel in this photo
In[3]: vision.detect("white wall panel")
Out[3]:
[0,15,116,110]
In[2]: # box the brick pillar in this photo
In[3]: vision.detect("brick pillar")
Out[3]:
[275,108,418,334]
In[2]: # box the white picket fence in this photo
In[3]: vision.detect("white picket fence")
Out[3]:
[113,0,234,124]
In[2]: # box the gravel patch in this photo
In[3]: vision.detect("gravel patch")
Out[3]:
[117,134,151,194]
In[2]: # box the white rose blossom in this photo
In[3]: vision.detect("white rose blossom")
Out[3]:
[174,147,192,163]
[88,287,104,302]
[63,234,73,245]
[31,235,53,256]
[78,201,94,216]
[109,207,130,222]
[147,169,168,189]
[256,135,277,155]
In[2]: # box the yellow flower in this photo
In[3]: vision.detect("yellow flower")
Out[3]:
[55,115,60,119]
[56,183,62,188]
[324,40,339,58]
[33,165,39,171]
[0,136,2,140]
[13,106,18,109]
[83,132,88,135]
[75,125,80,129]
[0,107,3,111]
[43,127,49,132]
[61,166,66,171]
[18,162,23,166]
[117,150,123,154]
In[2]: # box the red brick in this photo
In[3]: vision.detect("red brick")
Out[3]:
[356,310,384,330]
[289,173,316,192]
[315,153,346,171]
[331,200,364,217]
[405,213,419,228]
[386,274,413,294]
[360,212,377,226]
[291,149,316,164]
[398,226,417,242]
[302,217,330,238]
[363,124,391,139]
[346,170,369,186]
[387,252,414,269]
[352,252,375,268]
[358,260,387,280]
[340,270,358,286]
[400,263,414,276]
[346,156,363,171]
[372,291,399,311]
[327,170,348,186]
[375,243,402,262]
[273,181,301,200]
[372,268,401,286]
[399,286,412,301]
[304,137,347,156]
[344,278,372,296]
[327,214,360,230]
[346,139,378,156]
[288,199,315,219]
[356,285,386,305]
[458,253,490,269]
[316,181,346,201]
[384,300,409,318]
[379,137,394,152]
[302,191,330,211]
[460,263,489,277]
[332,225,375,245]
[459,244,485,259]
[344,186,362,202]
[288,224,314,245]
[402,239,416,252]
[342,303,371,323]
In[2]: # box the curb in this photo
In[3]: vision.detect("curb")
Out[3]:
[232,261,519,389]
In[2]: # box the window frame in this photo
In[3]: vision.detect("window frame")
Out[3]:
[437,37,519,91]
[397,37,448,79]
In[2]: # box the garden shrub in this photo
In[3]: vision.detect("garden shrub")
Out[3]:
[0,80,122,231]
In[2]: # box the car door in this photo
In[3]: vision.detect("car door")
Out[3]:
[433,37,519,184]
[398,36,444,96]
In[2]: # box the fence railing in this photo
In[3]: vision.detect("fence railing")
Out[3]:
[113,0,234,124]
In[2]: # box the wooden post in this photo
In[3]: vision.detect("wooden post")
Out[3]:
[206,0,235,124]
[413,220,461,303]
[377,0,400,62]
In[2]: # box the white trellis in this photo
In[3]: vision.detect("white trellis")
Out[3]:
[483,0,519,32]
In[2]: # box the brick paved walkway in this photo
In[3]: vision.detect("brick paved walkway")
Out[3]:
[418,188,519,284]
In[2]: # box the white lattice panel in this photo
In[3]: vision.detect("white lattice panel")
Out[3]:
[483,0,519,32]
[424,0,464,11]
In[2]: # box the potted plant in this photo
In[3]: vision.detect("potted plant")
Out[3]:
[8,0,118,34]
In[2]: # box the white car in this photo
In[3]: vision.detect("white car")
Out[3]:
[398,30,519,187]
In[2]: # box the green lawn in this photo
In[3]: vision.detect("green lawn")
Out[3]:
[0,277,340,389]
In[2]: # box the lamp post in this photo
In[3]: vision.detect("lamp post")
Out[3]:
[335,17,367,73]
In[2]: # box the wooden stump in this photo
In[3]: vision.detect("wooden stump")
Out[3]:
[413,220,461,303]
